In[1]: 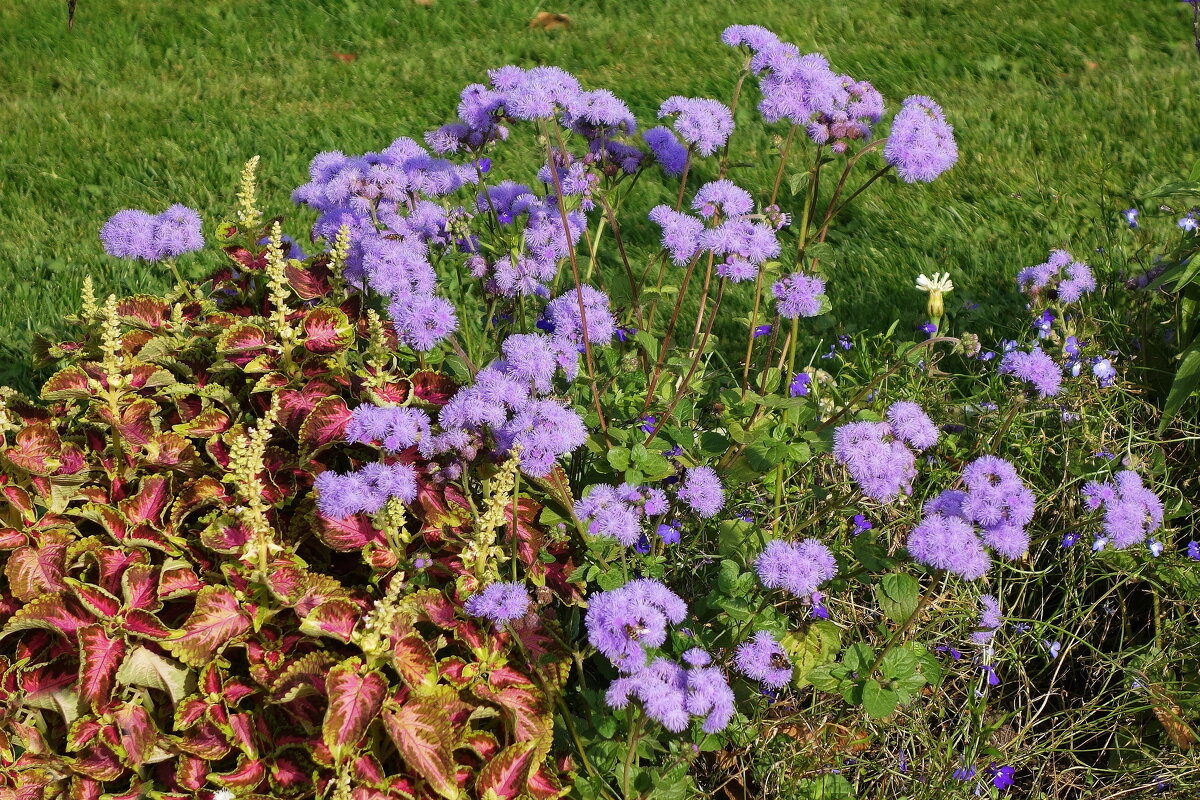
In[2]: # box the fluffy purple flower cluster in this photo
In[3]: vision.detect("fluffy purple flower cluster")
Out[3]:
[772,272,827,319]
[998,346,1063,398]
[464,582,531,624]
[1017,249,1096,303]
[649,179,783,282]
[657,96,735,157]
[883,96,959,182]
[721,25,886,154]
[1081,470,1164,549]
[735,630,794,689]
[100,205,205,261]
[755,539,837,597]
[907,456,1035,580]
[585,579,687,672]
[833,401,939,501]
[471,182,587,297]
[675,466,725,518]
[346,405,433,453]
[606,653,735,734]
[971,594,1002,645]
[575,483,670,547]
[314,462,418,520]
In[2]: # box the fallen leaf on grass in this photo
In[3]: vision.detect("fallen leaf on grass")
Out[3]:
[332,53,358,64]
[530,12,571,30]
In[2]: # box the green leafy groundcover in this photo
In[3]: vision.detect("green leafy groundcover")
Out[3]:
[0,230,582,799]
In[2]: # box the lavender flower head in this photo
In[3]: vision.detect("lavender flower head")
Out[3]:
[735,631,794,689]
[692,180,754,219]
[643,126,690,175]
[314,462,419,519]
[658,96,734,157]
[347,405,432,453]
[388,293,459,351]
[101,205,205,261]
[772,272,827,319]
[153,205,206,258]
[971,594,1002,645]
[684,663,736,733]
[998,346,1062,398]
[886,401,939,451]
[884,96,958,182]
[606,658,690,732]
[648,205,704,265]
[585,579,687,672]
[1081,470,1164,548]
[464,582,531,624]
[543,285,616,346]
[1016,249,1094,303]
[675,466,725,518]
[755,539,837,597]
[833,421,918,502]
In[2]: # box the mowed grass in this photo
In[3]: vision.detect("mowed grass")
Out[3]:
[2,0,1199,389]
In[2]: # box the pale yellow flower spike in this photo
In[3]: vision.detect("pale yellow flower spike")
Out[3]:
[80,275,98,319]
[462,448,522,582]
[236,155,263,230]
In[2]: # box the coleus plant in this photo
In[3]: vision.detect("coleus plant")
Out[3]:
[0,198,581,799]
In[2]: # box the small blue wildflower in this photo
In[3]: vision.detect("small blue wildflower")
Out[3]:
[789,372,811,397]
[1092,536,1108,552]
[991,764,1016,791]
[663,445,684,458]
[634,534,651,554]
[1033,309,1055,338]
[1188,541,1200,560]
[737,511,754,523]
[962,301,980,311]
[838,334,853,350]
[1094,450,1115,460]
[476,157,492,173]
[810,591,830,619]
[936,645,963,660]
[1064,335,1082,359]
[639,415,657,433]
[980,664,1000,686]
[1062,532,1080,548]
[898,749,908,773]
[919,322,937,337]
[1092,357,1117,387]
[978,350,996,361]
[616,326,635,342]
[852,514,873,534]
[1044,640,1061,660]
[1148,539,1164,557]
[1122,208,1139,229]
[1179,211,1199,232]
[657,522,681,545]
[952,765,977,781]
[754,324,772,338]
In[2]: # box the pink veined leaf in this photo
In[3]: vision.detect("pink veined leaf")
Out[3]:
[172,407,232,438]
[389,618,437,687]
[302,307,354,354]
[96,398,159,448]
[162,586,253,667]
[70,740,125,781]
[298,396,352,458]
[4,423,63,475]
[118,476,172,526]
[210,754,267,789]
[298,598,361,644]
[169,476,230,533]
[119,563,161,610]
[0,593,90,639]
[323,658,388,762]
[157,560,203,601]
[409,370,458,407]
[112,702,158,767]
[122,608,173,640]
[268,754,310,790]
[314,511,383,551]
[381,700,459,800]
[40,365,93,401]
[175,753,209,790]
[217,322,270,354]
[78,624,128,707]
[116,295,171,328]
[4,529,72,602]
[2,484,36,525]
[526,764,569,800]
[475,740,540,800]
[66,577,123,619]
[200,514,254,554]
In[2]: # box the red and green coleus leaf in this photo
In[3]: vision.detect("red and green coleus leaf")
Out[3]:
[314,510,385,552]
[268,651,337,702]
[0,593,91,639]
[111,701,160,767]
[3,423,62,475]
[77,624,128,707]
[171,407,232,438]
[117,475,172,527]
[298,396,351,459]
[409,370,458,407]
[284,257,333,301]
[475,740,541,800]
[162,586,253,668]
[41,365,93,401]
[381,698,460,800]
[4,529,72,602]
[322,657,388,762]
[65,578,122,619]
[302,307,354,354]
[298,598,361,644]
[95,397,160,448]
[389,618,437,687]
[114,645,194,705]
[170,476,231,532]
[200,513,254,555]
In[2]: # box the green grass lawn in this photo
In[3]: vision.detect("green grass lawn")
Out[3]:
[2,0,1199,389]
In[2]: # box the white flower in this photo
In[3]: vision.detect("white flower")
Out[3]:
[213,791,236,800]
[914,272,954,293]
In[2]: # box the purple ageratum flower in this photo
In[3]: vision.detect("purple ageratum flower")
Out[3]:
[658,96,734,157]
[704,217,782,283]
[346,405,432,452]
[543,285,616,346]
[755,538,837,597]
[683,663,736,733]
[692,180,754,219]
[1122,208,1139,229]
[575,483,659,547]
[1017,249,1094,303]
[771,272,826,319]
[643,126,690,176]
[606,657,690,732]
[721,24,782,54]
[153,205,206,258]
[789,372,812,397]
[502,332,578,394]
[906,512,990,580]
[314,462,418,519]
[675,466,725,518]
[495,65,583,120]
[360,233,438,299]
[832,421,917,502]
[388,293,459,351]
[886,401,939,451]
[100,209,160,260]
[496,397,587,477]
[648,205,704,265]
[971,594,1002,645]
[884,95,958,183]
[464,582,530,623]
[735,631,794,689]
[585,579,687,672]
[998,346,1062,397]
[1080,470,1164,549]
